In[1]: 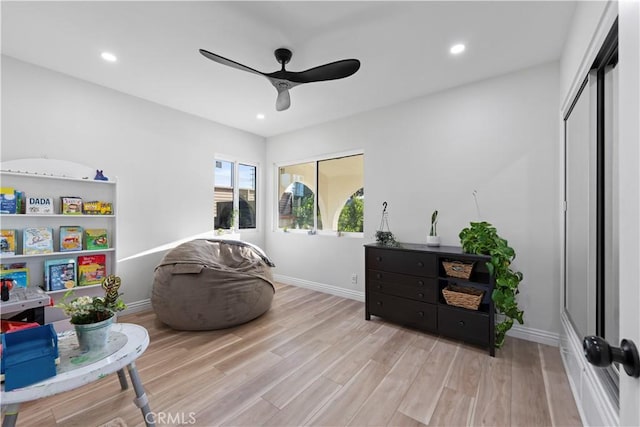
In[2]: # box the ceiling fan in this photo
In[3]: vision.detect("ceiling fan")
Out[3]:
[199,47,360,111]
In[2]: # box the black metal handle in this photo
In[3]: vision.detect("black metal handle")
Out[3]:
[583,336,640,378]
[376,301,382,306]
[376,273,382,279]
[418,311,424,317]
[376,257,382,262]
[458,320,465,327]
[417,280,424,286]
[417,261,424,267]
[376,284,381,289]
[418,293,424,298]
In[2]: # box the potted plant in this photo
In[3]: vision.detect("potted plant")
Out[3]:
[426,210,440,246]
[56,275,126,351]
[458,221,524,348]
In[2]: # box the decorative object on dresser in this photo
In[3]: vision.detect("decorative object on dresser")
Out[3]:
[458,221,523,348]
[365,243,496,356]
[375,201,398,246]
[426,209,440,246]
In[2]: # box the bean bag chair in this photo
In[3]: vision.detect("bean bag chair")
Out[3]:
[152,239,275,330]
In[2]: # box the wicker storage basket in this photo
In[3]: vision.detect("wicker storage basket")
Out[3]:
[442,260,474,279]
[442,285,484,310]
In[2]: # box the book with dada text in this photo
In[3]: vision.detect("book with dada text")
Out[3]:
[0,187,17,214]
[85,229,108,250]
[0,268,29,288]
[59,226,83,252]
[23,227,54,255]
[77,254,107,286]
[45,258,77,291]
[25,196,54,214]
[60,196,83,215]
[0,229,17,255]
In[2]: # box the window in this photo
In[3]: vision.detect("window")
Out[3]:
[277,153,363,233]
[214,159,257,230]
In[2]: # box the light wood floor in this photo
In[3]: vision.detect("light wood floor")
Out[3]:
[15,283,582,427]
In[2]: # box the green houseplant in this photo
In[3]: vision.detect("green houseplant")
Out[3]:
[458,221,524,348]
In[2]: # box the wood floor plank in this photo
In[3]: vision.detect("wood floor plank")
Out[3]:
[220,397,279,427]
[510,339,552,427]
[348,346,429,426]
[310,360,389,426]
[398,339,458,424]
[539,344,582,427]
[445,343,485,397]
[388,410,428,427]
[428,386,474,427]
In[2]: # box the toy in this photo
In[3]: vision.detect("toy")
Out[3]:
[94,170,109,181]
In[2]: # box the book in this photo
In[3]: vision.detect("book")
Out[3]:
[59,226,83,252]
[60,196,83,215]
[83,201,113,215]
[16,191,25,214]
[0,187,17,214]
[85,229,109,250]
[0,229,17,255]
[2,262,26,270]
[25,196,54,214]
[45,258,76,291]
[23,227,54,255]
[77,254,107,286]
[0,268,29,288]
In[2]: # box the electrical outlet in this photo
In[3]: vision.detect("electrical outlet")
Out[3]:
[351,273,358,284]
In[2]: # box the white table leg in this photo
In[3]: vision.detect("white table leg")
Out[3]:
[127,362,155,427]
[2,403,20,427]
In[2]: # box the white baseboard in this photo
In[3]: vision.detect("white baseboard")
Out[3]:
[122,298,152,315]
[273,274,365,302]
[507,323,560,347]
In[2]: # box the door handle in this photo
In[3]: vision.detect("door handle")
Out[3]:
[583,336,640,378]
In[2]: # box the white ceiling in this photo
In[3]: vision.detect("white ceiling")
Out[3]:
[2,1,576,138]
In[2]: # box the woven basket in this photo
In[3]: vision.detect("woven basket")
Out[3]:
[442,285,484,310]
[442,260,474,279]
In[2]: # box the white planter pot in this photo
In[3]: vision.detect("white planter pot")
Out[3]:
[426,235,441,247]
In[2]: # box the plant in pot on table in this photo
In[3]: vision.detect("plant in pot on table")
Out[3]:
[426,210,440,246]
[56,275,126,352]
[459,221,524,348]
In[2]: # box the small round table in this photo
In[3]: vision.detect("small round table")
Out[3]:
[1,323,154,427]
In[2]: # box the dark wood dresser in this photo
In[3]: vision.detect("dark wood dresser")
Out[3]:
[364,243,495,356]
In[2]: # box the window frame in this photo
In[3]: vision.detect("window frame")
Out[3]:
[274,149,364,238]
[214,155,259,233]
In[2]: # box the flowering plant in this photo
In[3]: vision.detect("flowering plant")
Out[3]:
[56,275,126,324]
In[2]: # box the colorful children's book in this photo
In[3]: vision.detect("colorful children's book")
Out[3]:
[0,188,17,214]
[25,196,54,214]
[45,259,76,291]
[60,197,83,215]
[77,254,107,286]
[84,229,109,250]
[83,201,113,215]
[0,268,29,288]
[0,229,17,255]
[23,227,54,255]
[59,226,83,252]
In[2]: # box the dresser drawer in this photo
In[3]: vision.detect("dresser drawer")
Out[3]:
[367,270,437,303]
[367,248,437,277]
[437,305,489,346]
[368,292,436,332]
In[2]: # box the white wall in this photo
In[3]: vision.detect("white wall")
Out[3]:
[1,56,266,305]
[266,62,561,338]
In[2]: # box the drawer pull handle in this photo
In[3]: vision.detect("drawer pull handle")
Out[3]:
[376,284,382,289]
[417,280,424,286]
[417,261,424,267]
[418,293,424,298]
[377,301,383,306]
[376,273,382,279]
[376,257,382,262]
[418,311,424,317]
[458,320,465,327]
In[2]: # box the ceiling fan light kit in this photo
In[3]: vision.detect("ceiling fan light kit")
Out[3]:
[199,47,360,111]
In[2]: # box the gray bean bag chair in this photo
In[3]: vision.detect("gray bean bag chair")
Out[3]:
[152,239,275,330]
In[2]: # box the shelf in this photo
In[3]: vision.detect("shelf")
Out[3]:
[0,170,116,185]
[2,248,115,260]
[44,283,103,295]
[438,276,492,289]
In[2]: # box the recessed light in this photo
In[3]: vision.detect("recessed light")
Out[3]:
[450,44,465,55]
[256,113,265,120]
[101,52,117,62]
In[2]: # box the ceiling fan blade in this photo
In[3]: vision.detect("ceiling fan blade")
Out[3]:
[199,49,264,77]
[287,59,361,84]
[275,88,291,111]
